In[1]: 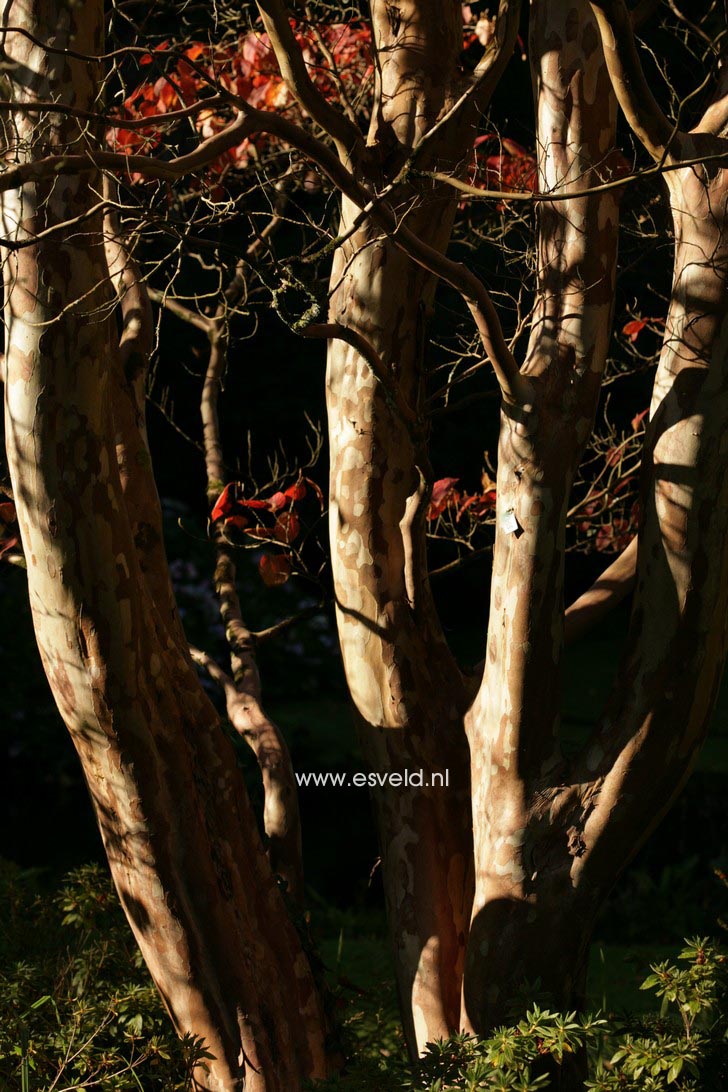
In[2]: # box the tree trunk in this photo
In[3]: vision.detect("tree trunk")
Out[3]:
[323,0,520,1051]
[327,203,474,1049]
[7,1,728,1086]
[465,0,728,1048]
[464,0,620,1031]
[1,4,326,1089]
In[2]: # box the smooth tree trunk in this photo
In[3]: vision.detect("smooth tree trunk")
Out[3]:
[325,0,518,1053]
[325,0,728,1070]
[464,0,621,1031]
[327,199,474,1050]
[461,0,728,1070]
[1,3,326,1089]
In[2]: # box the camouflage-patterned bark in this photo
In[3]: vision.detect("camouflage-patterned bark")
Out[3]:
[464,0,621,1030]
[461,0,728,1055]
[325,0,518,1052]
[6,0,728,1085]
[1,3,325,1089]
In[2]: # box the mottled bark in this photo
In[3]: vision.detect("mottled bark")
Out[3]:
[462,0,728,1057]
[1,4,325,1089]
[201,264,305,905]
[464,0,621,1033]
[7,0,728,1084]
[326,5,467,1053]
[575,0,728,894]
[325,0,518,1054]
[327,207,474,1050]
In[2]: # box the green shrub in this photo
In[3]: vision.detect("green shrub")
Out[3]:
[315,938,728,1090]
[0,860,209,1090]
[1,860,727,1090]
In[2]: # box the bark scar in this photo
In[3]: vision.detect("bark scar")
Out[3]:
[386,3,402,36]
[566,825,586,858]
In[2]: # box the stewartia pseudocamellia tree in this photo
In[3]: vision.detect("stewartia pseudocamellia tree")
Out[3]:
[2,0,728,1088]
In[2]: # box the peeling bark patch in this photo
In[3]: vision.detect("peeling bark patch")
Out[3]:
[385,4,402,37]
[566,826,586,858]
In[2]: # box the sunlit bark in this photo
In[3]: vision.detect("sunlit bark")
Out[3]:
[463,1,621,1044]
[1,4,325,1089]
[325,0,518,1053]
[5,0,728,1087]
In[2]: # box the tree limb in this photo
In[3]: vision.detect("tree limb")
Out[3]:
[255,0,366,162]
[103,199,189,653]
[589,0,679,161]
[302,322,419,426]
[564,537,638,644]
[201,253,305,905]
[0,94,527,403]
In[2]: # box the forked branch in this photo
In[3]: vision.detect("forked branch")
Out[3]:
[588,0,679,160]
[256,0,366,161]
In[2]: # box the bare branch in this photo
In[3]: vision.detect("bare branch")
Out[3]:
[589,0,677,160]
[197,243,305,903]
[255,0,366,161]
[191,640,304,904]
[0,93,228,130]
[148,286,214,333]
[417,150,728,202]
[0,92,527,404]
[0,109,255,194]
[252,603,322,643]
[564,537,638,644]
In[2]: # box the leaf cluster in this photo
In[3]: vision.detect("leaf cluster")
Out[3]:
[0,861,209,1091]
[2,860,727,1090]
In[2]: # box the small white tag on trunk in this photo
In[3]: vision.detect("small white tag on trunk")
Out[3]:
[500,508,519,535]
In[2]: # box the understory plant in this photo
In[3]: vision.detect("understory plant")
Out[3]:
[1,862,727,1091]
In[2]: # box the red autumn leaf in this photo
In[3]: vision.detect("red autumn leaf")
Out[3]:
[595,524,615,552]
[607,148,632,180]
[428,477,460,520]
[285,480,307,502]
[469,489,498,516]
[211,483,236,522]
[259,552,291,587]
[632,409,649,432]
[268,479,307,511]
[0,501,16,524]
[139,39,170,65]
[473,136,538,198]
[273,511,301,544]
[596,519,632,553]
[106,22,373,183]
[0,535,19,558]
[457,493,477,518]
[612,475,635,496]
[623,318,647,342]
[224,514,249,530]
